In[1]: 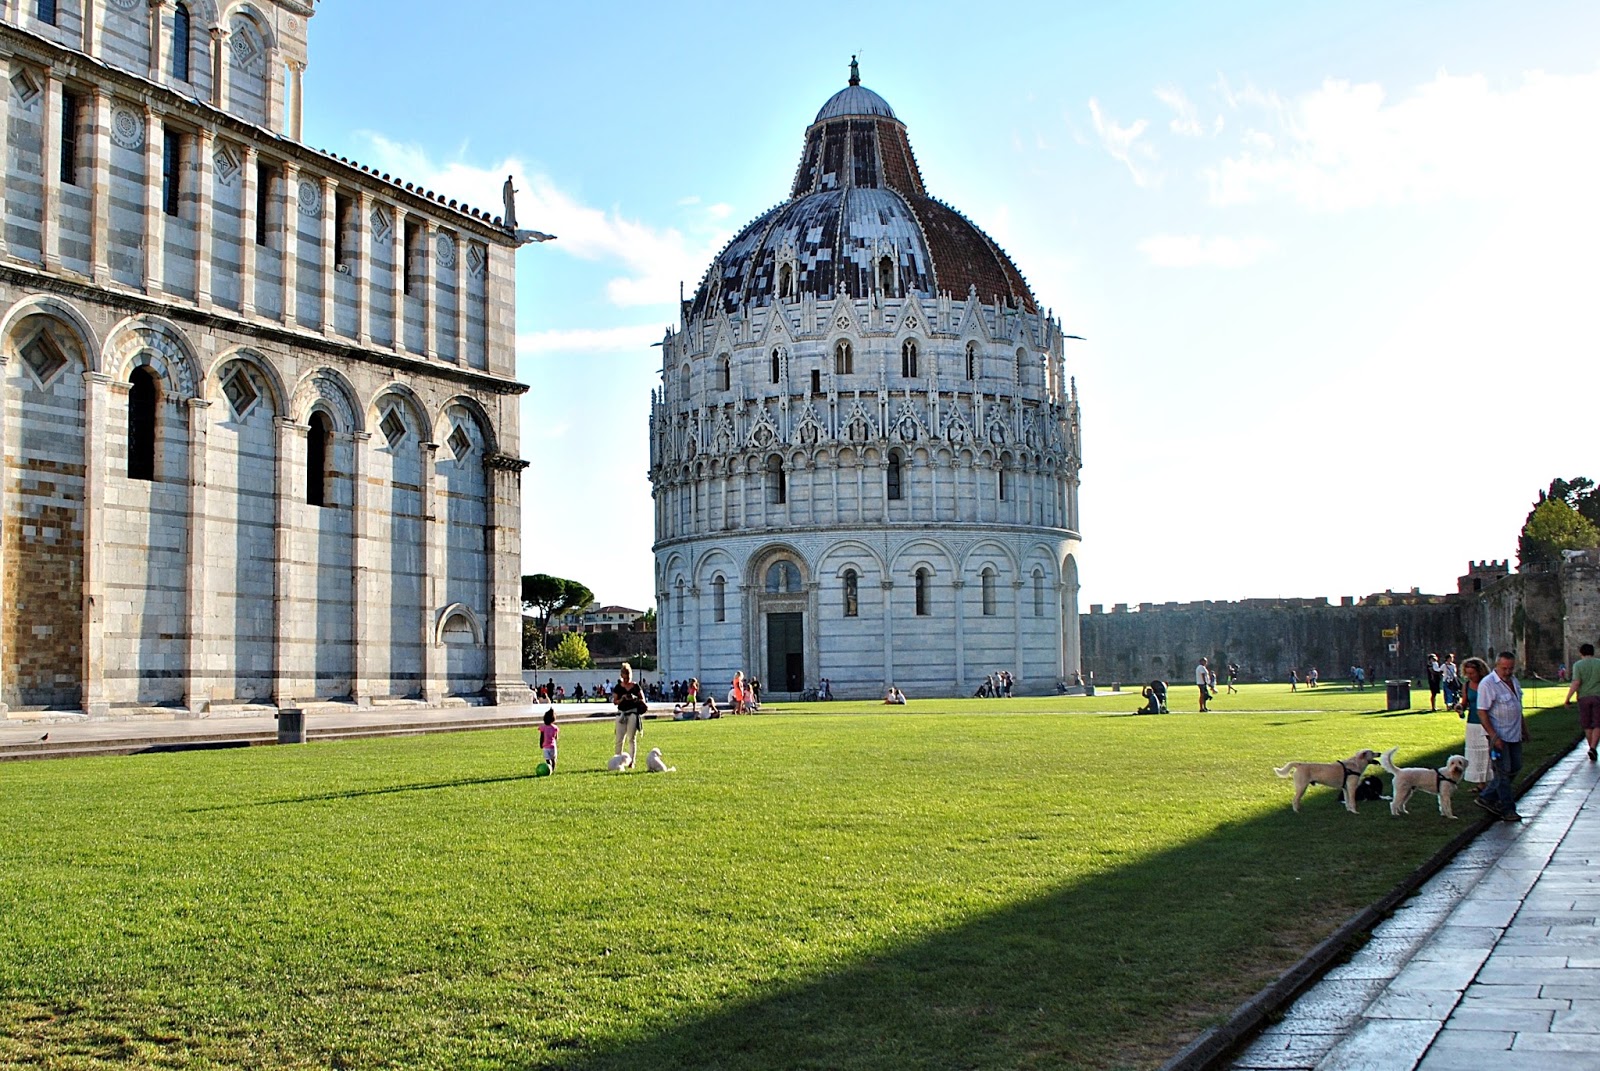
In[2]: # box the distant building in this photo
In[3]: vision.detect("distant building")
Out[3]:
[551,604,648,635]
[650,62,1083,698]
[0,1,532,716]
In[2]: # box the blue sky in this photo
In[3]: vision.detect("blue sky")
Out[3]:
[303,1,1600,611]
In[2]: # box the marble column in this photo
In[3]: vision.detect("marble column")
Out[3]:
[349,431,371,704]
[81,371,112,717]
[951,578,966,692]
[184,398,211,711]
[390,206,406,351]
[287,59,304,141]
[209,26,224,105]
[0,45,9,260]
[84,0,103,57]
[451,231,466,361]
[418,218,433,357]
[881,580,895,687]
[89,87,111,282]
[279,161,297,324]
[238,146,257,315]
[1011,579,1025,683]
[354,189,370,344]
[39,69,59,270]
[319,176,336,332]
[419,440,443,703]
[146,0,166,81]
[142,104,164,292]
[485,456,532,705]
[194,126,214,307]
[272,417,300,706]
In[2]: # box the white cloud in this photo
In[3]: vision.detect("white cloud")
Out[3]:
[1203,68,1600,210]
[1154,85,1203,136]
[1088,98,1159,187]
[1138,233,1275,268]
[353,133,733,307]
[517,324,668,356]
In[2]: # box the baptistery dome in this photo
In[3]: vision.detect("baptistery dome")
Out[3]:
[651,61,1083,700]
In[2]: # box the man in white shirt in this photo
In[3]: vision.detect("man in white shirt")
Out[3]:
[1195,657,1212,712]
[1476,651,1529,822]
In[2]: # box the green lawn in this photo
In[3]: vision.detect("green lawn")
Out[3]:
[0,684,1577,1070]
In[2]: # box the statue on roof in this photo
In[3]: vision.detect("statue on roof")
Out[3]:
[849,55,860,86]
[502,174,518,230]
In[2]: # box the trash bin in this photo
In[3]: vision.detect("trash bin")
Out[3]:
[1084,684,1096,697]
[1384,680,1411,712]
[277,708,306,744]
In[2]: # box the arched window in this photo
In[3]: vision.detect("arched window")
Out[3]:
[676,579,685,626]
[998,465,1008,501]
[901,339,918,378]
[878,255,895,295]
[778,262,793,299]
[306,411,333,507]
[1033,568,1046,617]
[712,575,726,622]
[886,450,903,501]
[717,354,730,391]
[834,339,853,375]
[981,567,997,616]
[770,347,782,384]
[1016,348,1028,384]
[679,363,690,397]
[765,560,801,594]
[768,455,786,505]
[127,366,158,481]
[172,3,192,81]
[843,569,859,617]
[914,567,929,616]
[965,341,977,381]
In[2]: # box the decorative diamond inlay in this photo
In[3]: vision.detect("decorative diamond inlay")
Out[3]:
[221,368,258,418]
[19,332,67,385]
[465,244,486,278]
[10,68,42,108]
[447,424,472,461]
[379,408,408,447]
[370,204,392,242]
[213,142,241,185]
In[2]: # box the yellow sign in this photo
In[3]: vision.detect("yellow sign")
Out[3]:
[1381,627,1399,638]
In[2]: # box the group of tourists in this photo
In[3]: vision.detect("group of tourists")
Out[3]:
[974,670,1015,698]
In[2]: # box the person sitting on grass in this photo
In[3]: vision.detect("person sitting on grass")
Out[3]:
[884,686,907,705]
[1140,680,1168,714]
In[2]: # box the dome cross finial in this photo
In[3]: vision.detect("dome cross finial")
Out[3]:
[849,55,860,86]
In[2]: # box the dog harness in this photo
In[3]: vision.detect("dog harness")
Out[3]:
[1436,769,1460,792]
[1337,761,1361,783]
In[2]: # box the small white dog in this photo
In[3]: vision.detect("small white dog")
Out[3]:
[1274,749,1380,814]
[645,747,676,773]
[607,752,634,772]
[1380,747,1467,819]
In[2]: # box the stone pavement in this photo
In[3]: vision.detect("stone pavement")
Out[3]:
[1232,742,1600,1071]
[0,701,640,759]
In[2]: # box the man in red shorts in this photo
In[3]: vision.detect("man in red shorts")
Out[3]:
[1565,642,1600,762]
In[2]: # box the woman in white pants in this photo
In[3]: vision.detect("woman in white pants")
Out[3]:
[612,662,647,763]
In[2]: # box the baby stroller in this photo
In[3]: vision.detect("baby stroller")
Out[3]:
[1140,680,1169,714]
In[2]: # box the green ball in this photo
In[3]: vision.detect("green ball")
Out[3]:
[535,762,551,777]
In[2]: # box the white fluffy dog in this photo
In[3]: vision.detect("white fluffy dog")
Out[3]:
[607,752,634,772]
[1274,749,1380,814]
[1380,747,1467,819]
[645,747,676,773]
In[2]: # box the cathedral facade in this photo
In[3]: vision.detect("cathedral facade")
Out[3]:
[650,64,1083,699]
[0,1,531,716]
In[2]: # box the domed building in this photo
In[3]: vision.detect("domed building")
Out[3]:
[650,61,1082,699]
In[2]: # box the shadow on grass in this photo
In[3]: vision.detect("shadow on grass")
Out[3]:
[184,771,566,812]
[525,718,1580,1071]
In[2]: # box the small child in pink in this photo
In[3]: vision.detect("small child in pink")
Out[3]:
[538,708,559,772]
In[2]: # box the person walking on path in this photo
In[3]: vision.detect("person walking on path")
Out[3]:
[1196,657,1213,712]
[1426,653,1444,711]
[537,708,559,773]
[1456,656,1492,787]
[611,662,648,765]
[1441,652,1461,709]
[1564,642,1600,761]
[1476,651,1529,822]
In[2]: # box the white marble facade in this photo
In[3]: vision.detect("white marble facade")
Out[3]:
[0,1,531,715]
[651,67,1083,699]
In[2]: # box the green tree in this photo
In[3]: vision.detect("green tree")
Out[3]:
[549,632,594,669]
[522,618,546,670]
[520,574,595,653]
[635,608,657,632]
[1519,496,1600,569]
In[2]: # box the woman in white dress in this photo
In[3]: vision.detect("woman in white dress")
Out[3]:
[1458,656,1493,786]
